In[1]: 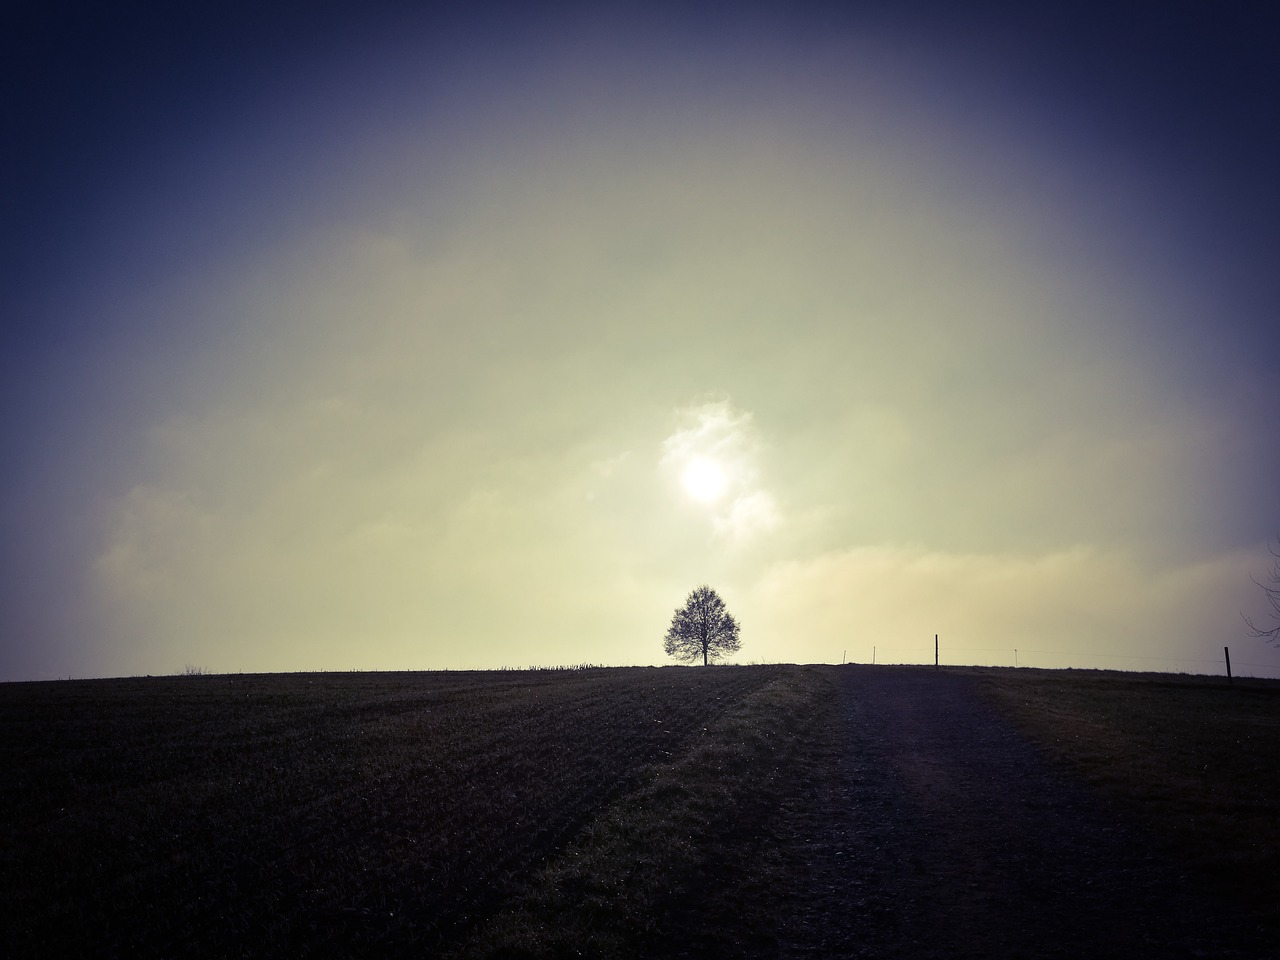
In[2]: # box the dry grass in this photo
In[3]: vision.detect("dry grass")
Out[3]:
[979,668,1280,926]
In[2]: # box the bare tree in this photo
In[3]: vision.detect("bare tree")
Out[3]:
[1244,538,1280,644]
[663,585,741,665]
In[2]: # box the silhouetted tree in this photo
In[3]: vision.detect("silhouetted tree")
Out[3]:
[1243,537,1280,645]
[664,585,741,665]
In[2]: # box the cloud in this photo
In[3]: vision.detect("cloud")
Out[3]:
[8,7,1277,681]
[744,544,1272,673]
[660,397,780,544]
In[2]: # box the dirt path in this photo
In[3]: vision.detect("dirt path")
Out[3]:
[689,667,1272,959]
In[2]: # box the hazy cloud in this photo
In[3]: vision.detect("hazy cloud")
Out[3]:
[746,545,1263,673]
[660,397,780,544]
[6,5,1279,679]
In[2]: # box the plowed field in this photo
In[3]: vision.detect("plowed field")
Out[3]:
[2,665,1277,957]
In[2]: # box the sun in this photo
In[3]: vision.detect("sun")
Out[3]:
[682,456,727,503]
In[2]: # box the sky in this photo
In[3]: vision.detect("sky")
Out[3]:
[3,1,1280,680]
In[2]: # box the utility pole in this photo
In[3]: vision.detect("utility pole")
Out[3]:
[934,634,939,670]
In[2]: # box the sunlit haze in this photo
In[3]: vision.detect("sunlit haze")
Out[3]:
[683,459,728,504]
[3,2,1279,680]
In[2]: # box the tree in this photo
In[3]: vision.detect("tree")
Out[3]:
[663,585,741,665]
[1243,537,1280,645]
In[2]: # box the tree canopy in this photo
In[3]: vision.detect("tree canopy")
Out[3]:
[663,585,741,665]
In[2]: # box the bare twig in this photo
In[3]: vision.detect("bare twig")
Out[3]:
[1243,537,1280,644]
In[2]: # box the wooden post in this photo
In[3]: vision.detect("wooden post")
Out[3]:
[1225,646,1233,685]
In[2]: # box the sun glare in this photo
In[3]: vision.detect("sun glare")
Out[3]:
[683,457,727,502]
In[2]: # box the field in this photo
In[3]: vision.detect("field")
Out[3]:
[2,664,1278,956]
[979,668,1280,921]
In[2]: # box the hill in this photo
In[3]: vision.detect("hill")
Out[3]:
[2,664,1276,956]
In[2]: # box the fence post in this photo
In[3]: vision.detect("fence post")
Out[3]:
[1225,646,1233,685]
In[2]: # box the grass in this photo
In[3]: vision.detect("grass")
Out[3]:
[0,666,785,957]
[978,667,1280,927]
[2,664,1277,956]
[449,667,833,958]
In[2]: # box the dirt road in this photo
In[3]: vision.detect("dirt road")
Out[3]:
[686,667,1272,959]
